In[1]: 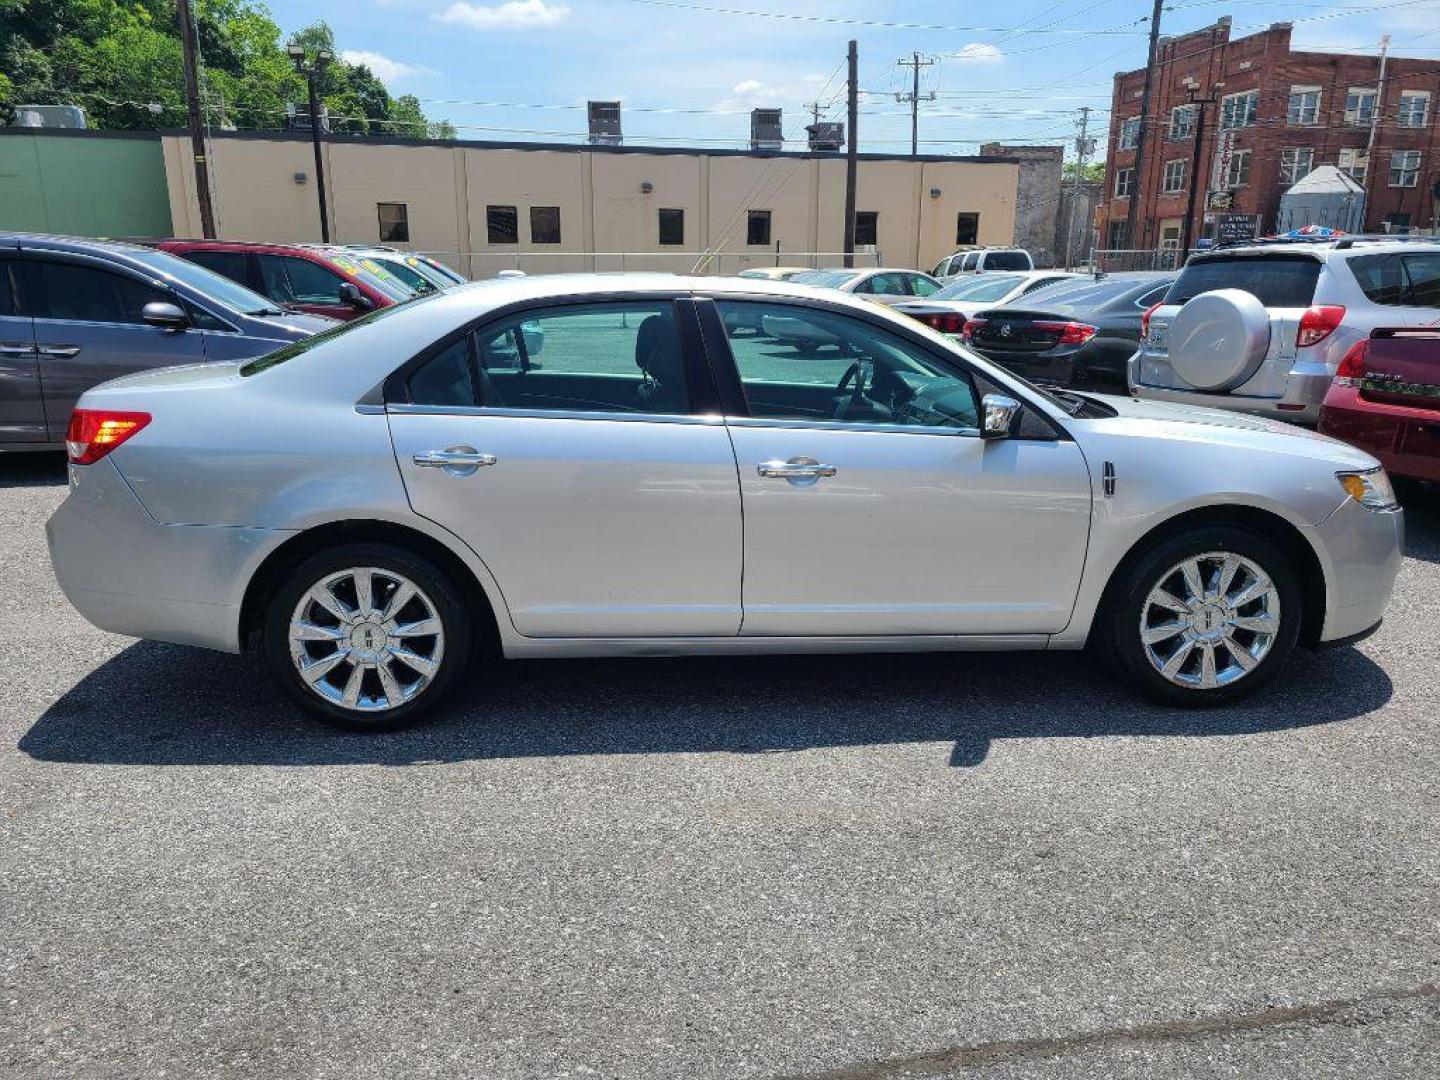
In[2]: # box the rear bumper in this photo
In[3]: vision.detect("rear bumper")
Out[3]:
[45,458,291,653]
[1319,388,1440,484]
[976,348,1078,386]
[1308,497,1405,644]
[1128,350,1331,424]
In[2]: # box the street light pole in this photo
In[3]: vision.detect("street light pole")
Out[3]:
[288,44,333,243]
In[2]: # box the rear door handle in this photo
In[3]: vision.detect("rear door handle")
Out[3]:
[37,345,81,359]
[412,446,497,476]
[757,457,838,483]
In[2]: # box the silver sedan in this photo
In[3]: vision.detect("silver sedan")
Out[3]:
[47,274,1403,730]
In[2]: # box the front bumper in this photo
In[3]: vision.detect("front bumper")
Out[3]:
[1307,496,1405,644]
[46,458,291,653]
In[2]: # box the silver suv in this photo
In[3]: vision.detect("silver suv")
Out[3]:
[1130,238,1440,423]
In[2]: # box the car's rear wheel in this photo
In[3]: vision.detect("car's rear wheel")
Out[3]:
[262,542,472,731]
[1097,526,1301,707]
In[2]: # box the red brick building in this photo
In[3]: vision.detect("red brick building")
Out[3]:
[1098,18,1440,250]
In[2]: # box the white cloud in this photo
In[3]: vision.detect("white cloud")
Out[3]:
[435,0,571,30]
[728,78,789,101]
[339,50,434,84]
[951,42,1004,64]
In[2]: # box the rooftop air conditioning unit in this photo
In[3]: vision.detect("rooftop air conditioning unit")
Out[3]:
[588,101,622,145]
[751,108,783,151]
[806,122,844,151]
[11,104,88,129]
[284,101,330,134]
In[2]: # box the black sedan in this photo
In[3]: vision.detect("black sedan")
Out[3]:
[962,272,1176,388]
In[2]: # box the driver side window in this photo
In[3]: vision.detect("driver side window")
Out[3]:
[714,300,979,431]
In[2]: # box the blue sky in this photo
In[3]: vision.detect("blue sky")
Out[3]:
[264,0,1440,159]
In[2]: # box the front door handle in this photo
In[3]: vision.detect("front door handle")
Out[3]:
[757,457,838,484]
[0,342,37,357]
[37,345,81,359]
[412,446,497,476]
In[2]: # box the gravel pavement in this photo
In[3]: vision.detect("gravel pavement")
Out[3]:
[1,453,1436,1079]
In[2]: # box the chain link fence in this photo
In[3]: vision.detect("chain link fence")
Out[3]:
[414,250,884,280]
[1088,248,1186,273]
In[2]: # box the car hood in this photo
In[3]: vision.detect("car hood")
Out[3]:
[1074,392,1380,468]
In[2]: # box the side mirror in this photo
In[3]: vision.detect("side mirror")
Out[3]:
[980,393,1022,439]
[338,282,373,309]
[142,301,189,331]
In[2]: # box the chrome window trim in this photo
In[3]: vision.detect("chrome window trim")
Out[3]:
[386,402,726,426]
[722,414,980,438]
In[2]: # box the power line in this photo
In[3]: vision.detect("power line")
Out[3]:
[623,0,1149,36]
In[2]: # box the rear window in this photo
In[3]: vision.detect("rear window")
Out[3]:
[983,251,1030,271]
[1167,255,1320,307]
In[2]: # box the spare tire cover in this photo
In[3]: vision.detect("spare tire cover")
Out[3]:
[1167,288,1271,392]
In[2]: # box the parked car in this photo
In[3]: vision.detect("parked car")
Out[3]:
[931,247,1034,279]
[891,271,1082,335]
[961,272,1177,388]
[48,274,1401,731]
[1319,328,1440,483]
[738,267,811,281]
[1132,237,1440,423]
[0,232,332,450]
[156,240,416,321]
[342,247,466,295]
[789,267,943,304]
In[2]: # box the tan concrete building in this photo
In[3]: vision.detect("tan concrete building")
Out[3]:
[160,131,1021,277]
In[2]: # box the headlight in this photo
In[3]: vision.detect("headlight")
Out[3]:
[1337,467,1398,510]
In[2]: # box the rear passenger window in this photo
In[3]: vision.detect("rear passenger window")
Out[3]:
[1350,253,1440,307]
[34,262,167,324]
[0,262,14,316]
[1402,255,1440,307]
[472,302,691,415]
[185,249,249,285]
[407,336,477,407]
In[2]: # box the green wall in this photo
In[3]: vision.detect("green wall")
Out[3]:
[0,131,173,238]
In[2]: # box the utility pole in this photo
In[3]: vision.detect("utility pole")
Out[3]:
[1064,106,1093,270]
[288,43,334,243]
[895,52,935,158]
[1179,83,1219,257]
[1365,34,1390,231]
[843,39,858,268]
[176,0,216,238]
[1124,0,1165,249]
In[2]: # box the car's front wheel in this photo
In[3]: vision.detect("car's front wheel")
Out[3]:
[261,542,473,730]
[1098,526,1302,707]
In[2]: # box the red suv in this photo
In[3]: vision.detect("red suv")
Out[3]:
[156,240,415,321]
[1319,328,1440,483]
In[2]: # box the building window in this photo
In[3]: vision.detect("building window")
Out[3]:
[1219,90,1259,130]
[1114,167,1135,198]
[1168,105,1196,141]
[486,205,519,244]
[1390,150,1421,188]
[1398,91,1431,128]
[658,208,684,246]
[854,211,878,247]
[747,209,772,246]
[1159,223,1182,251]
[377,202,409,243]
[1224,149,1252,188]
[529,206,561,244]
[1106,220,1126,249]
[1287,86,1321,126]
[1280,148,1314,186]
[1338,148,1369,184]
[955,212,979,245]
[1119,116,1141,150]
[1162,159,1186,194]
[1345,88,1377,126]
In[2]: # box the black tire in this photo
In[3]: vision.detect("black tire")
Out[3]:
[1096,526,1302,708]
[261,542,474,731]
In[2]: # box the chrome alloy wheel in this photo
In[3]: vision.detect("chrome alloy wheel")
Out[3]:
[288,567,445,712]
[1139,551,1281,690]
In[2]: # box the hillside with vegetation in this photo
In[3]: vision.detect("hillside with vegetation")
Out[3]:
[0,0,454,137]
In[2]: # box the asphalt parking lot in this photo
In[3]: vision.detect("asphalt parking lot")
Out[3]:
[1,452,1437,1079]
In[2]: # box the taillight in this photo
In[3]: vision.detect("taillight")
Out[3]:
[1333,339,1368,387]
[1033,321,1099,346]
[1140,301,1164,339]
[963,317,987,342]
[1297,305,1346,348]
[923,312,964,334]
[66,409,151,465]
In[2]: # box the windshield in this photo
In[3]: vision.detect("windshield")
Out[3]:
[127,248,282,315]
[417,256,467,285]
[326,252,416,302]
[931,275,1021,302]
[792,270,860,288]
[1168,255,1320,307]
[369,256,439,294]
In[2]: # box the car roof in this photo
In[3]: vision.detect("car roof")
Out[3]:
[1202,237,1440,261]
[0,231,157,255]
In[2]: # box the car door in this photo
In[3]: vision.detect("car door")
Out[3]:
[257,254,357,321]
[22,253,209,439]
[386,297,744,638]
[0,254,45,444]
[704,297,1092,637]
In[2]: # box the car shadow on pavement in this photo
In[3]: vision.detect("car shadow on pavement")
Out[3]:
[20,638,1392,769]
[0,451,67,486]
